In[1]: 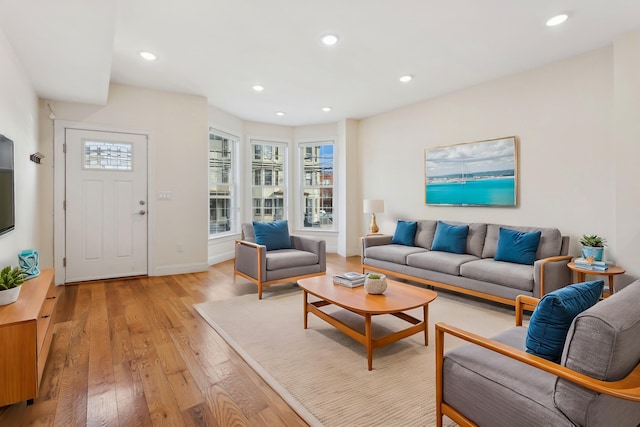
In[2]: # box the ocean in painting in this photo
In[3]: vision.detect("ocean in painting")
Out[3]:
[426,177,515,206]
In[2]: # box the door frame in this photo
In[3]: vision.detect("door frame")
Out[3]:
[53,120,155,285]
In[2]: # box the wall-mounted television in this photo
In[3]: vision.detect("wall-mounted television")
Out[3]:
[0,134,15,236]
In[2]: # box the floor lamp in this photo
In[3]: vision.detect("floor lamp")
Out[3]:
[363,199,384,234]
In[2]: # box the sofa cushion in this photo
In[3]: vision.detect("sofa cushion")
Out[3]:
[444,221,487,258]
[443,327,573,426]
[365,245,427,265]
[406,251,479,276]
[554,281,640,426]
[494,228,541,265]
[391,220,417,246]
[253,220,292,250]
[242,223,255,242]
[432,221,469,254]
[526,280,604,362]
[482,224,562,260]
[460,258,535,291]
[265,249,318,270]
[414,220,438,249]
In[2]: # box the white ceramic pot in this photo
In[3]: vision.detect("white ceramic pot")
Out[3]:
[0,285,21,306]
[364,274,388,294]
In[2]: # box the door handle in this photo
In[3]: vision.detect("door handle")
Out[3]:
[137,210,146,215]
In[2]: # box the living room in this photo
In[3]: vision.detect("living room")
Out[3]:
[1,2,640,425]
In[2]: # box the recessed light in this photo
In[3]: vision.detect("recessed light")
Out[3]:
[139,51,157,61]
[322,106,332,112]
[546,14,568,27]
[252,85,265,92]
[399,75,413,83]
[321,34,339,46]
[275,111,285,116]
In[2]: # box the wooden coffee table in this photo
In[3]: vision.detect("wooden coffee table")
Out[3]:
[297,276,438,370]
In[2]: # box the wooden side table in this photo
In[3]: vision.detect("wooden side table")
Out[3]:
[567,262,625,296]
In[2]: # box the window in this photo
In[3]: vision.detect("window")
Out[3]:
[209,130,236,236]
[83,141,132,170]
[300,141,334,229]
[251,140,286,222]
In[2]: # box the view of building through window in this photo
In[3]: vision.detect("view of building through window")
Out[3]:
[209,132,234,235]
[251,141,286,222]
[301,142,334,229]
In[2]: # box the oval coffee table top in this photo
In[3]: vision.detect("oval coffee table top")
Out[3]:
[298,275,437,314]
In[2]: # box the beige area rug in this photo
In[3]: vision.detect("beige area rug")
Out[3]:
[194,286,519,427]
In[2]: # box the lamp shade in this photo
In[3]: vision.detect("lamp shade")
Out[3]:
[363,199,385,214]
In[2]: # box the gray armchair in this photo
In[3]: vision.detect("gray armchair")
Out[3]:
[234,223,326,299]
[436,281,640,427]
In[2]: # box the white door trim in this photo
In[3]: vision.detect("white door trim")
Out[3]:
[53,120,156,285]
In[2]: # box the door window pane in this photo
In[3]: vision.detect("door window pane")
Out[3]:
[83,141,132,170]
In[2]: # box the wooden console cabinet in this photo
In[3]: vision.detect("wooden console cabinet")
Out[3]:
[0,269,56,406]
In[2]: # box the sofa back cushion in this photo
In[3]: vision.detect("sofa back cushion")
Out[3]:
[242,223,255,242]
[414,220,437,249]
[554,281,640,426]
[482,224,562,260]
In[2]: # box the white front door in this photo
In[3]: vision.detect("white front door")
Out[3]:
[65,128,148,282]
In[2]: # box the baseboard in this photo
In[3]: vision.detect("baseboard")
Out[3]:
[208,250,234,266]
[151,262,209,276]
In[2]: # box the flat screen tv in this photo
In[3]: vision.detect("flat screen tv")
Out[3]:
[0,134,15,236]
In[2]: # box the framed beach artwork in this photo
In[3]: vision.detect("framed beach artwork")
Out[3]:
[425,136,518,206]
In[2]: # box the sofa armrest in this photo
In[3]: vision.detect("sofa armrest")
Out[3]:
[435,322,640,403]
[534,255,573,297]
[290,235,326,271]
[234,240,266,281]
[361,234,393,258]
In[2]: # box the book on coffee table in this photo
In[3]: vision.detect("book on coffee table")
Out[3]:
[333,272,365,287]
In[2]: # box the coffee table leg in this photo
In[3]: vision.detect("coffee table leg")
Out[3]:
[365,313,373,371]
[303,290,308,329]
[423,304,429,346]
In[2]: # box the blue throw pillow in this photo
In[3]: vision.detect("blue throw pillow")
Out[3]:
[431,221,469,254]
[494,227,541,265]
[253,220,292,251]
[391,220,417,246]
[526,280,604,363]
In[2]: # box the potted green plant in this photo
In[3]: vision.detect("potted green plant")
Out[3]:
[0,266,28,305]
[364,273,388,294]
[579,234,607,262]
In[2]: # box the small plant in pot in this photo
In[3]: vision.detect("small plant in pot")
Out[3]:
[364,273,388,294]
[0,266,28,306]
[579,234,607,262]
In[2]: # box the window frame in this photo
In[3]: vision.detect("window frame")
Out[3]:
[208,128,238,238]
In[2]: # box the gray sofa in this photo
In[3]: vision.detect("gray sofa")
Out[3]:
[361,220,572,305]
[436,280,640,426]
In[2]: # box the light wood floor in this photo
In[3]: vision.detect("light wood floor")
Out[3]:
[0,254,363,426]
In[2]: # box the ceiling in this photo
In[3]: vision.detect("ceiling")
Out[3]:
[1,1,640,127]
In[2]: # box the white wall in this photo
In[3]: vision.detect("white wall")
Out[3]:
[0,27,43,269]
[613,29,640,283]
[43,83,209,277]
[359,43,640,283]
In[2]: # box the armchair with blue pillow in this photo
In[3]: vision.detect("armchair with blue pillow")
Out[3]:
[234,220,326,299]
[436,279,640,427]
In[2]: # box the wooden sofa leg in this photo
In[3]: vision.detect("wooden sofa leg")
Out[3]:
[258,284,263,300]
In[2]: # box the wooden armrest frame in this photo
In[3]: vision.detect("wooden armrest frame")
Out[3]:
[235,239,265,282]
[538,255,573,296]
[515,295,539,326]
